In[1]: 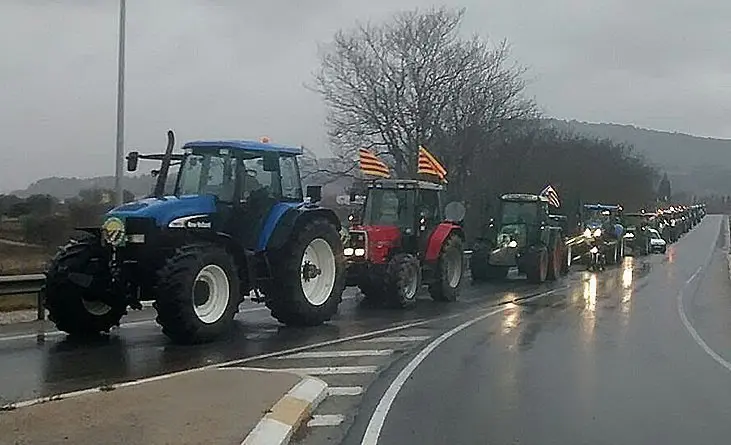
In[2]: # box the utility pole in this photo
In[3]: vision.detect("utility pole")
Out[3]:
[114,0,126,206]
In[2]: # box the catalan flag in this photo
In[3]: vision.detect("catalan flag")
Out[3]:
[417,146,447,183]
[359,148,390,178]
[540,184,561,208]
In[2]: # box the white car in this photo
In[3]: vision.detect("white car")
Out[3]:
[648,228,667,254]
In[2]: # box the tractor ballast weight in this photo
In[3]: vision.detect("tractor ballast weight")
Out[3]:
[41,131,346,344]
[343,179,466,308]
[470,193,570,283]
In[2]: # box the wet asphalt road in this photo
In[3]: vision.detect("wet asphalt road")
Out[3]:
[341,215,731,445]
[0,255,565,405]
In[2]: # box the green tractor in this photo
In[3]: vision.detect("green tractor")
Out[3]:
[621,212,656,256]
[578,204,625,265]
[470,193,570,283]
[41,131,346,344]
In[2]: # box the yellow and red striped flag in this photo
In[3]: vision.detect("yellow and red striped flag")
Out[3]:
[359,148,390,178]
[417,146,447,183]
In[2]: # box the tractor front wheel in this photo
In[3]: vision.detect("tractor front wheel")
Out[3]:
[265,219,346,326]
[429,235,464,302]
[385,253,420,308]
[43,235,126,337]
[469,249,507,282]
[154,244,241,344]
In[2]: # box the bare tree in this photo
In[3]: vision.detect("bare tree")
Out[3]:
[311,6,536,181]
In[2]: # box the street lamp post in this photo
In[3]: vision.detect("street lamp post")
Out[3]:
[114,0,126,206]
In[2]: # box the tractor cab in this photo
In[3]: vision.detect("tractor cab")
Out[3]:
[344,179,465,308]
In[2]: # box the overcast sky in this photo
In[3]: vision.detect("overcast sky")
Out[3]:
[1,0,730,192]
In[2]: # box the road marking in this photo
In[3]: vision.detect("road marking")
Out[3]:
[307,414,345,427]
[275,366,378,375]
[361,335,430,343]
[360,287,562,445]
[277,350,393,359]
[328,386,363,396]
[677,266,731,374]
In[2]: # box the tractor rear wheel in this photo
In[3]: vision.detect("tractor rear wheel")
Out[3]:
[546,239,561,281]
[429,235,464,302]
[385,253,420,308]
[264,218,345,326]
[526,248,548,284]
[154,244,240,344]
[43,235,126,337]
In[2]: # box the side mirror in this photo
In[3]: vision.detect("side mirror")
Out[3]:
[306,185,322,203]
[127,151,139,172]
[262,153,279,172]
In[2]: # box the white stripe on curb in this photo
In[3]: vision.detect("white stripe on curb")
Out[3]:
[241,376,328,445]
[277,349,393,359]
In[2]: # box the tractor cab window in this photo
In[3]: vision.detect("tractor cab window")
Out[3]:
[177,148,237,201]
[279,155,303,200]
[364,189,414,227]
[501,201,538,225]
[241,155,277,201]
[417,190,441,226]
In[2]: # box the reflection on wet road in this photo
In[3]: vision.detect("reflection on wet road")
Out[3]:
[343,215,731,445]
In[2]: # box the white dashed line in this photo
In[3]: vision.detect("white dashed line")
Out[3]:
[276,366,378,375]
[307,414,345,427]
[328,386,364,396]
[277,350,393,359]
[361,335,430,343]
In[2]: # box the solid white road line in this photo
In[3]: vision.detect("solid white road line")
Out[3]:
[276,366,378,375]
[360,288,563,445]
[361,335,430,343]
[677,266,731,374]
[277,350,393,359]
[307,414,345,427]
[328,386,364,396]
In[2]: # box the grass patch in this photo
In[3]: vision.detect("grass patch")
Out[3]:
[0,243,52,275]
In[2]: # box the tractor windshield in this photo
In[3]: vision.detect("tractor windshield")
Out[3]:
[584,208,612,226]
[363,189,414,227]
[176,148,238,201]
[501,201,538,225]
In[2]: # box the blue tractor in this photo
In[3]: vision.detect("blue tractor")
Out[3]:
[41,131,346,344]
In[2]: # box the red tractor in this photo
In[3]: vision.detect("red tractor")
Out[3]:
[343,179,466,308]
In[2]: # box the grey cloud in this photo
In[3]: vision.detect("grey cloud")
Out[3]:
[1,0,729,192]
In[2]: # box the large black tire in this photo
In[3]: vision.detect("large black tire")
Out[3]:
[384,253,420,309]
[526,248,548,284]
[429,235,464,302]
[154,244,241,344]
[264,218,346,326]
[43,235,126,337]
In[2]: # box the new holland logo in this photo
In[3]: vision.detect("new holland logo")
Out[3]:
[102,217,126,247]
[187,220,212,229]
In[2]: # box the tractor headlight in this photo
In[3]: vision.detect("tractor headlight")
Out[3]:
[344,248,354,256]
[593,228,602,237]
[508,240,518,248]
[102,217,126,247]
[624,232,635,239]
[354,248,366,256]
[583,228,592,238]
[590,246,599,254]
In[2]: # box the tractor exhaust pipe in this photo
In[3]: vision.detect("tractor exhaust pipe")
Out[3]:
[153,130,175,198]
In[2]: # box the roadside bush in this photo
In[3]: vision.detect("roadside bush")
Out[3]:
[21,214,71,247]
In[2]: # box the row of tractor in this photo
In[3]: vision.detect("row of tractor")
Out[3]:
[38,131,706,345]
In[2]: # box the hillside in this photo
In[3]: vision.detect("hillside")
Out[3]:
[546,119,731,197]
[11,175,155,200]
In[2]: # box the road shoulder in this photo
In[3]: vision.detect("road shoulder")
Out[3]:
[0,368,325,445]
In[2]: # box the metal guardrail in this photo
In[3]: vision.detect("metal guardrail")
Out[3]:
[0,251,475,322]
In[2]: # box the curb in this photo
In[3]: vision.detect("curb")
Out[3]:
[241,376,328,445]
[726,215,731,280]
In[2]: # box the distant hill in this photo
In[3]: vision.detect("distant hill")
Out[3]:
[546,119,731,197]
[11,122,731,199]
[11,175,154,200]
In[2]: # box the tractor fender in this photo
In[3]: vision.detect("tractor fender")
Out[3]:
[424,223,464,262]
[264,205,341,252]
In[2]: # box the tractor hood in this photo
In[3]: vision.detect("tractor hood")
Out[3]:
[107,195,217,227]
